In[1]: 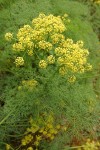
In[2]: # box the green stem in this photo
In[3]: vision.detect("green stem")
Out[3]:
[0,110,13,125]
[34,50,41,60]
[68,145,84,149]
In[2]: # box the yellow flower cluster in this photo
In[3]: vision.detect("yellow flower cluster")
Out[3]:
[47,55,55,64]
[78,139,100,150]
[51,33,65,44]
[13,25,34,53]
[13,43,25,52]
[5,13,92,83]
[38,40,52,51]
[22,134,33,146]
[5,32,13,41]
[88,99,97,113]
[21,115,62,150]
[6,144,11,150]
[32,13,66,33]
[68,75,76,83]
[59,66,67,76]
[5,14,68,67]
[39,60,47,69]
[27,49,34,56]
[15,57,24,67]
[18,79,38,91]
[57,39,92,74]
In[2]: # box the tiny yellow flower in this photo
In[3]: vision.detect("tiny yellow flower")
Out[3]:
[57,57,64,64]
[39,60,47,69]
[21,139,26,146]
[22,134,33,146]
[50,135,55,140]
[47,133,52,137]
[49,129,56,134]
[86,63,92,71]
[62,126,67,131]
[18,86,22,90]
[56,124,61,129]
[27,49,33,56]
[64,13,68,18]
[68,75,76,83]
[59,66,66,75]
[5,32,13,41]
[6,144,11,150]
[39,128,44,133]
[15,57,24,67]
[43,130,47,135]
[27,147,33,150]
[34,141,39,146]
[54,130,58,134]
[36,135,42,141]
[47,55,55,64]
[47,124,53,129]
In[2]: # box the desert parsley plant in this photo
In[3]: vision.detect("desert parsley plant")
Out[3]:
[0,13,99,150]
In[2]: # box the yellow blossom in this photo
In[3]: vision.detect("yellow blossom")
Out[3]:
[26,126,39,133]
[55,47,66,56]
[50,135,55,140]
[6,144,11,150]
[77,40,84,47]
[62,126,67,131]
[39,60,47,69]
[47,133,52,138]
[49,129,56,134]
[18,86,22,90]
[86,63,92,71]
[12,43,25,52]
[34,141,39,146]
[64,13,68,18]
[39,128,44,133]
[21,79,38,90]
[68,75,76,83]
[47,124,53,129]
[56,124,61,129]
[38,40,52,51]
[79,139,100,150]
[27,49,33,56]
[47,55,55,64]
[79,66,85,73]
[27,147,33,150]
[51,34,65,44]
[21,139,26,146]
[57,57,64,65]
[5,32,13,41]
[21,134,33,146]
[43,130,47,135]
[59,66,67,75]
[32,13,66,33]
[15,57,24,67]
[36,135,42,141]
